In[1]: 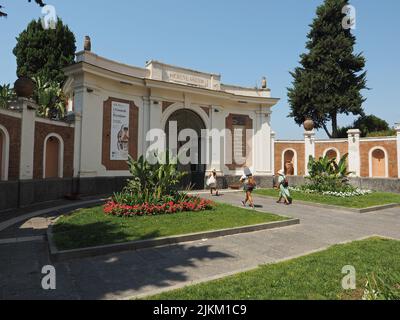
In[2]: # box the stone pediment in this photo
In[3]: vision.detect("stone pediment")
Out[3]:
[146,60,221,91]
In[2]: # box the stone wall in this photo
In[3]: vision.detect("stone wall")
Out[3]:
[0,176,129,213]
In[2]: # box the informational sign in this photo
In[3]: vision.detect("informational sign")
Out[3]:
[110,101,130,161]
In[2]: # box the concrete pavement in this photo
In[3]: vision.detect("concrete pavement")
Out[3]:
[0,192,399,300]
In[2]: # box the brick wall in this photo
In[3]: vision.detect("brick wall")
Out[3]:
[275,137,399,178]
[33,121,75,179]
[359,140,398,178]
[315,141,348,159]
[275,142,305,176]
[0,112,22,180]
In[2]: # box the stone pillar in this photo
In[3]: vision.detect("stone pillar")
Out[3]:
[304,130,315,176]
[254,109,272,176]
[18,98,37,180]
[142,96,151,156]
[347,129,361,177]
[209,106,224,174]
[271,131,276,175]
[396,123,400,178]
[146,99,164,157]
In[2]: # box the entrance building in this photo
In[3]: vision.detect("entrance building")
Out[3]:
[63,50,280,184]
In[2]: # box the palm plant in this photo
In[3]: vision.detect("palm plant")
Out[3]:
[33,76,66,119]
[308,154,352,179]
[0,84,16,109]
[123,152,187,204]
[306,154,354,192]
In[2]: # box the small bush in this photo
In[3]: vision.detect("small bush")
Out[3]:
[304,154,356,193]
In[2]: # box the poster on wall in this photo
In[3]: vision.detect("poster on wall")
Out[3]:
[110,101,130,161]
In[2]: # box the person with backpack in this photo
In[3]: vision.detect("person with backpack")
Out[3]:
[207,169,219,196]
[276,169,292,205]
[240,168,257,209]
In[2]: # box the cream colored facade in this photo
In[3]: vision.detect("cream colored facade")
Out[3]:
[63,51,279,179]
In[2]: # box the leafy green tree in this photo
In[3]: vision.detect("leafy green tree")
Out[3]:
[13,18,76,84]
[288,0,367,138]
[337,115,393,137]
[0,84,16,108]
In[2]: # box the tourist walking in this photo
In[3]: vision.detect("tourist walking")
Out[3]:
[276,169,292,205]
[207,169,219,196]
[240,168,257,209]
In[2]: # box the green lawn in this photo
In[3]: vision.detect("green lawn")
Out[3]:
[149,238,400,300]
[53,203,287,251]
[254,189,400,209]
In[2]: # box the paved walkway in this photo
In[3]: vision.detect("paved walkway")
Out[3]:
[1,192,399,300]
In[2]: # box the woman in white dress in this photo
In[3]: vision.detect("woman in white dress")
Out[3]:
[207,169,219,196]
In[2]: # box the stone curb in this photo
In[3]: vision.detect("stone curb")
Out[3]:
[0,199,107,232]
[47,218,300,263]
[254,194,400,213]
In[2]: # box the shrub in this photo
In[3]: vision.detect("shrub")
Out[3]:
[104,152,214,216]
[123,153,187,204]
[304,154,355,193]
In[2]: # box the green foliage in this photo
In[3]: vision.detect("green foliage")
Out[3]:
[367,130,396,137]
[0,84,16,109]
[363,271,400,300]
[337,115,393,138]
[33,76,66,119]
[305,154,354,192]
[288,0,367,138]
[13,18,76,85]
[116,152,187,205]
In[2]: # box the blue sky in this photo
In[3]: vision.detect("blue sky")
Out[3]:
[1,0,399,139]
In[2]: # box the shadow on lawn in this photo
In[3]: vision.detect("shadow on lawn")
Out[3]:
[51,221,235,299]
[53,220,166,250]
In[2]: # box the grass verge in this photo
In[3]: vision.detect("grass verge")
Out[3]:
[53,202,287,251]
[148,238,400,300]
[254,189,400,209]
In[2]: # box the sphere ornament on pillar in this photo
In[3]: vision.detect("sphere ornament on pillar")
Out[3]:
[84,36,92,51]
[14,77,35,98]
[303,118,315,131]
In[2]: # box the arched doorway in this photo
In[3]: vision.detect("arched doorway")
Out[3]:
[166,109,206,190]
[370,148,387,178]
[44,135,63,179]
[325,149,339,161]
[283,149,296,176]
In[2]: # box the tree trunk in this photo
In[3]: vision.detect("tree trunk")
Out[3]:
[331,114,338,138]
[322,123,333,139]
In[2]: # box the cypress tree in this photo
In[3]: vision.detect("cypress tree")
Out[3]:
[288,0,367,138]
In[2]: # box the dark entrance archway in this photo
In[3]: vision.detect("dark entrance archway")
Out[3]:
[165,109,206,190]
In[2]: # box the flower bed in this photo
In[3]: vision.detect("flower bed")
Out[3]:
[104,196,214,217]
[289,186,373,198]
